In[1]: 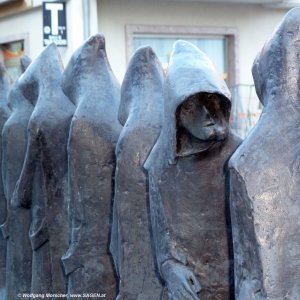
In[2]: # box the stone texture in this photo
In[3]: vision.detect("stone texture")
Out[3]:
[1,55,33,299]
[110,46,164,300]
[13,44,74,297]
[0,61,11,299]
[61,34,121,299]
[144,40,241,300]
[229,8,300,300]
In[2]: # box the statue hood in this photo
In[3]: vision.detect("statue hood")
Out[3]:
[118,46,164,126]
[252,7,300,108]
[8,55,32,110]
[145,40,231,172]
[18,43,64,105]
[0,62,12,103]
[62,34,120,107]
[20,55,31,74]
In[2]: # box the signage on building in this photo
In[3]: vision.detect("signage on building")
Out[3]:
[43,1,67,47]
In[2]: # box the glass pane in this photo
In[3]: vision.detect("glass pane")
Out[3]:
[0,40,25,81]
[133,36,227,79]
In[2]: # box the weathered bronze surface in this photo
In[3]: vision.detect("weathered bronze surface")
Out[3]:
[13,44,74,296]
[61,34,121,299]
[144,40,241,300]
[0,62,11,299]
[1,55,33,300]
[229,8,300,299]
[110,46,164,299]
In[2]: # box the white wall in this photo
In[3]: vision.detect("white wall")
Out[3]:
[0,0,290,86]
[0,7,43,60]
[60,0,84,64]
[98,0,289,85]
[0,0,86,69]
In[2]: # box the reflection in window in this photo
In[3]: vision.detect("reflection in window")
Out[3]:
[133,36,227,80]
[0,40,24,81]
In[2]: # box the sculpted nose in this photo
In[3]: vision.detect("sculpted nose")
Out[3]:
[203,106,215,126]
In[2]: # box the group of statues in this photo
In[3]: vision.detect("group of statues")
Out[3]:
[0,7,299,300]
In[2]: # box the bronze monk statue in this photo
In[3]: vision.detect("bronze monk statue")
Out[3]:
[0,61,11,298]
[110,46,164,299]
[13,44,75,296]
[61,34,121,299]
[1,55,33,300]
[144,40,241,299]
[229,8,300,299]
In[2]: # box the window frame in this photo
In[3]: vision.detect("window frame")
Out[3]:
[0,32,29,54]
[125,24,238,87]
[0,32,29,79]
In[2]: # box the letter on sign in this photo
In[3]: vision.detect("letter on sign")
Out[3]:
[43,2,67,47]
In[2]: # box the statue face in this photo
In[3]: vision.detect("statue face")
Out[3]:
[177,93,229,142]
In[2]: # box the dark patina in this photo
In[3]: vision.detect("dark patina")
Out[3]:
[1,56,33,300]
[61,34,121,299]
[145,40,241,300]
[229,8,300,299]
[0,61,11,299]
[110,46,164,299]
[13,44,74,296]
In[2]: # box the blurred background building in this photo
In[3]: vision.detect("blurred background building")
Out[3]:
[0,0,298,137]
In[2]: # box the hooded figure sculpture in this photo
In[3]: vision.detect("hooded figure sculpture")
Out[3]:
[229,8,300,299]
[61,34,121,299]
[13,44,75,295]
[0,62,11,298]
[144,40,241,300]
[1,55,33,300]
[110,46,164,299]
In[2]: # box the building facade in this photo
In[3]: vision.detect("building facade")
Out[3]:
[0,0,297,135]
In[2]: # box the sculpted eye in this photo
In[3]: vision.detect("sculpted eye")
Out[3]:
[183,102,195,112]
[207,94,217,101]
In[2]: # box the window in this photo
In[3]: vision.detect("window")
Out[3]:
[126,25,237,86]
[0,33,29,81]
[0,40,24,80]
[134,36,227,80]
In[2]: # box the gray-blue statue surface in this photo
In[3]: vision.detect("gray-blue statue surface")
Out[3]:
[61,34,121,299]
[0,61,11,299]
[229,8,300,299]
[1,55,33,299]
[110,46,164,299]
[13,44,75,296]
[144,40,241,300]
